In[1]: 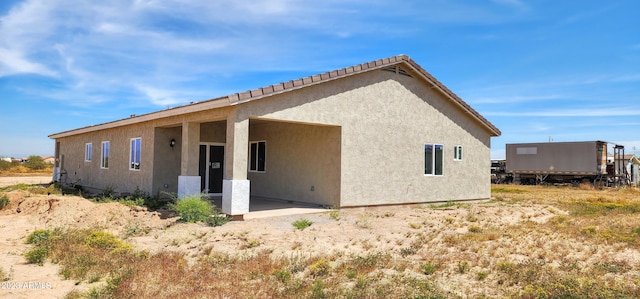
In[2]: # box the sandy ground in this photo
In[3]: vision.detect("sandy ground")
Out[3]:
[0,175,52,188]
[1,178,638,298]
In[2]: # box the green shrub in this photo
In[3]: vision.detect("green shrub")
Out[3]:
[26,229,53,245]
[0,159,14,171]
[172,194,214,223]
[0,197,9,210]
[420,261,438,275]
[273,268,292,282]
[205,214,230,227]
[292,218,313,230]
[476,271,488,280]
[24,247,49,265]
[23,155,47,170]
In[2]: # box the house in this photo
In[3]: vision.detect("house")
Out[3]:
[42,156,55,164]
[48,55,501,217]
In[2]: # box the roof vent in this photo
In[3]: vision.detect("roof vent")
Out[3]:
[381,66,413,78]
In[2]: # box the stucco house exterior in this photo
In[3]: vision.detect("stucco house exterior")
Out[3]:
[49,55,500,217]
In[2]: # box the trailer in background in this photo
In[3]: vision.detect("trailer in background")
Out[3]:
[505,141,629,186]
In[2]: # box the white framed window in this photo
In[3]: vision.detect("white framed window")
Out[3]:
[454,145,463,161]
[130,137,141,170]
[425,143,443,176]
[249,141,266,172]
[85,143,92,162]
[101,141,109,169]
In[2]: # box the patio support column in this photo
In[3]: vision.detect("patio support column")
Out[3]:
[178,121,201,197]
[222,111,250,216]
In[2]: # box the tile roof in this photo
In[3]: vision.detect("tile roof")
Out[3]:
[50,55,501,138]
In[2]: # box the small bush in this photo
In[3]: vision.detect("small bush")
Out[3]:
[420,261,438,275]
[23,155,47,170]
[468,225,483,233]
[310,259,330,276]
[273,268,292,282]
[0,266,8,281]
[172,194,214,223]
[85,231,132,253]
[457,261,470,273]
[26,229,53,245]
[292,218,313,230]
[0,197,9,210]
[476,271,488,280]
[24,247,49,265]
[205,214,230,227]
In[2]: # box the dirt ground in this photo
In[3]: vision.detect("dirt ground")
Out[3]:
[0,178,638,298]
[0,175,52,188]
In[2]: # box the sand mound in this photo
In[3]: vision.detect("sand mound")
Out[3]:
[1,192,176,234]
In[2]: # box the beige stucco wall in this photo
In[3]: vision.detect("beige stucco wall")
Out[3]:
[236,69,492,206]
[152,126,182,195]
[56,121,156,195]
[247,121,341,206]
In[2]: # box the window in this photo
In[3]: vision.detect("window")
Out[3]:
[130,137,141,170]
[249,141,266,172]
[101,141,109,169]
[85,143,92,162]
[424,144,443,175]
[454,145,463,161]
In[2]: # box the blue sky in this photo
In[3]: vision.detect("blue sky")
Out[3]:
[1,0,639,159]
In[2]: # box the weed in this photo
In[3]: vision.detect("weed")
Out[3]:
[205,214,230,227]
[0,267,8,281]
[171,194,214,223]
[581,226,597,235]
[292,218,313,230]
[444,217,455,224]
[123,221,148,237]
[245,239,260,249]
[310,259,330,276]
[457,261,470,273]
[420,260,439,275]
[408,222,422,229]
[476,271,488,280]
[468,225,482,233]
[24,247,49,265]
[328,211,340,220]
[273,268,292,282]
[85,231,132,254]
[311,279,326,299]
[25,229,54,245]
[0,196,8,210]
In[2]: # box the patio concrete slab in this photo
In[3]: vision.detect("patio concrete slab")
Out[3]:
[210,196,329,220]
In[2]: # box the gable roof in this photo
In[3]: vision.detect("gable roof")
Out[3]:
[49,55,501,138]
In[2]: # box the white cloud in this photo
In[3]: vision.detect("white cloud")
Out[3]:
[135,84,193,107]
[0,47,56,76]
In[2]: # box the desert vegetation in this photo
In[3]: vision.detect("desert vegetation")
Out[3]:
[0,155,53,176]
[2,183,640,298]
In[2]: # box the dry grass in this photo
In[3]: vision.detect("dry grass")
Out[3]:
[0,165,53,176]
[13,184,640,298]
